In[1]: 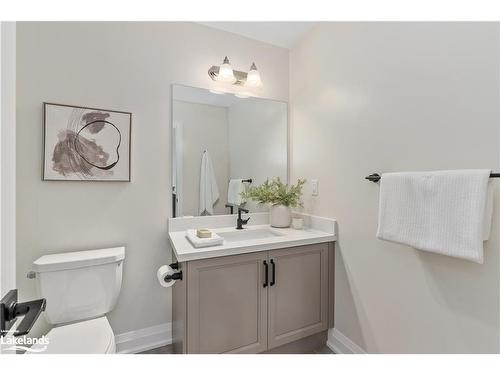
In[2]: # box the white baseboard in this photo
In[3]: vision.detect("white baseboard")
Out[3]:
[115,324,361,355]
[115,322,172,354]
[326,328,366,354]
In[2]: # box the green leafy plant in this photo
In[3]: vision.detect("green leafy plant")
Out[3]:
[241,178,306,207]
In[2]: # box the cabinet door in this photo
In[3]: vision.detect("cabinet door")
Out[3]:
[186,252,269,353]
[267,243,329,349]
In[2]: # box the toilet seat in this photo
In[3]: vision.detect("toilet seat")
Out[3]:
[30,317,115,354]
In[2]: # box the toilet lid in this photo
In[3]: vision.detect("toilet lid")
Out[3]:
[30,317,115,354]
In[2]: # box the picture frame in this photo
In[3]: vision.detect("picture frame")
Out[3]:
[42,102,132,181]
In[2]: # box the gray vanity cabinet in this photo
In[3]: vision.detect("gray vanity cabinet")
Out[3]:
[186,251,269,354]
[267,245,329,349]
[172,242,334,354]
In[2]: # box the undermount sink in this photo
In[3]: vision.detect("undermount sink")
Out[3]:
[216,228,284,243]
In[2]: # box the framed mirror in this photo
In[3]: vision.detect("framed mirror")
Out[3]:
[171,84,288,217]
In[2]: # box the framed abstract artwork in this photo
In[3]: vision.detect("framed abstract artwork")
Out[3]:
[42,103,132,181]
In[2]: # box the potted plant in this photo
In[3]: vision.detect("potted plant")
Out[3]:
[242,178,306,228]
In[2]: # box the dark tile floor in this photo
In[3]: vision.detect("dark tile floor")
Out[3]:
[140,345,175,354]
[313,346,335,354]
[139,345,334,354]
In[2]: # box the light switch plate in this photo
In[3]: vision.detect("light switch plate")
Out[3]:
[311,179,319,196]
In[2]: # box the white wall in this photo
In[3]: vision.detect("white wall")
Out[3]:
[16,22,289,337]
[290,23,500,353]
[173,100,229,216]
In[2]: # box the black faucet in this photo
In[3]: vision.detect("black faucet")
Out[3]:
[236,208,250,230]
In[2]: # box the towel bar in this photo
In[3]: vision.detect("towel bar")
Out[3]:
[228,179,252,183]
[366,172,500,183]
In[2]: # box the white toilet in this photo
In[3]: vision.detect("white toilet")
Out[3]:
[30,247,125,354]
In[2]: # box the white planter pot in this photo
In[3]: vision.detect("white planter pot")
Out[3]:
[270,205,292,228]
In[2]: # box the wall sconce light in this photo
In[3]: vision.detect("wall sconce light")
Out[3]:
[216,56,236,84]
[245,63,262,88]
[208,57,263,87]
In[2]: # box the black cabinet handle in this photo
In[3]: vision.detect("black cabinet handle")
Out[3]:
[263,260,268,288]
[270,259,276,286]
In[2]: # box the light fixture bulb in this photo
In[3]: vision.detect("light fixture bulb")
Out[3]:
[217,56,236,84]
[245,63,262,87]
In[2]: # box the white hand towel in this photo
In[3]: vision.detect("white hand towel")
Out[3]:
[199,151,220,216]
[227,179,246,206]
[376,169,493,264]
[186,230,224,248]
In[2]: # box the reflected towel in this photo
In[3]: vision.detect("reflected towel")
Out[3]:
[227,179,247,206]
[376,169,493,264]
[199,151,219,215]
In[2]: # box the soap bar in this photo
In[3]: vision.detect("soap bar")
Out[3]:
[196,229,212,238]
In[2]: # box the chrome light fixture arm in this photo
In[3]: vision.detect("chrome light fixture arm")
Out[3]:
[208,65,249,86]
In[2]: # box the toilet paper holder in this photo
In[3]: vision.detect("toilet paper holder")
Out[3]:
[165,262,182,282]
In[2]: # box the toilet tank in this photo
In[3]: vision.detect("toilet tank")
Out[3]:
[32,247,125,325]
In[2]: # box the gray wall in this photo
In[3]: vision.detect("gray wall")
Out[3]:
[290,23,500,353]
[16,22,289,336]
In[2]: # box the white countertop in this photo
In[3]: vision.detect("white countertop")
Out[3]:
[168,213,337,262]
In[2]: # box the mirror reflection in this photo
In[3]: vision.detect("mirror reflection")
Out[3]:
[172,85,288,217]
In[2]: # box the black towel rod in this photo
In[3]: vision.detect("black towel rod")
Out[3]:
[365,172,500,183]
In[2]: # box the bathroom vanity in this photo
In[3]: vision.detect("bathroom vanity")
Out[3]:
[168,84,334,353]
[168,213,336,354]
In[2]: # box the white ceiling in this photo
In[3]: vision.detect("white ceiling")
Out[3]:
[198,22,315,49]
